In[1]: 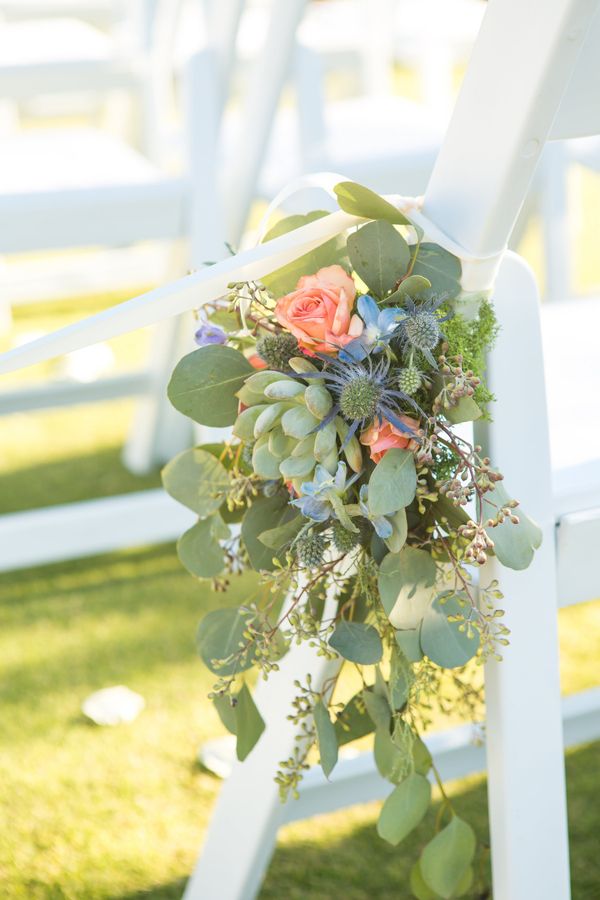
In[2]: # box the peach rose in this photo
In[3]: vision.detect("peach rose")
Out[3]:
[274,264,363,354]
[360,416,420,463]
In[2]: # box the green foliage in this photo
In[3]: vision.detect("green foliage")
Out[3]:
[481,480,543,570]
[420,816,476,898]
[334,180,412,225]
[161,447,229,517]
[369,449,417,516]
[374,727,409,783]
[176,514,229,579]
[333,692,376,746]
[395,628,424,663]
[213,694,237,734]
[410,243,462,295]
[260,210,348,296]
[242,491,296,572]
[420,594,480,669]
[363,689,391,731]
[167,345,253,426]
[378,547,437,628]
[329,621,383,664]
[196,606,257,676]
[235,683,265,761]
[347,220,410,297]
[377,773,431,846]
[442,297,499,409]
[313,699,339,777]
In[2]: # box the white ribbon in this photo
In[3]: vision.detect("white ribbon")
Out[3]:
[0,187,505,376]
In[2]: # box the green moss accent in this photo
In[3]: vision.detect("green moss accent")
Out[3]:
[442,298,499,412]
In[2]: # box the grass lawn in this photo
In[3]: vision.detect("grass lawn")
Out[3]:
[1,186,600,897]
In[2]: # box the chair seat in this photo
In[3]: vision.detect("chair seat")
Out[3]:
[542,296,600,514]
[0,128,186,251]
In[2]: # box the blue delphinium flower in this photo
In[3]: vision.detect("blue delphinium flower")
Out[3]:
[291,462,359,530]
[194,322,227,347]
[340,295,406,362]
[358,484,393,539]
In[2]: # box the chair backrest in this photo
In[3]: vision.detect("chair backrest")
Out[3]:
[423,0,600,258]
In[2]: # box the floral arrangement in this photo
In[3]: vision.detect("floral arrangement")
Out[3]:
[162,183,542,899]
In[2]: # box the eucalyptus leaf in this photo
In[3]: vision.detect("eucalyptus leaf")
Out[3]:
[386,274,432,304]
[167,345,253,426]
[177,514,229,579]
[363,689,391,730]
[242,491,297,571]
[389,646,409,710]
[420,594,480,669]
[213,694,237,735]
[347,220,410,297]
[334,181,411,225]
[395,628,424,663]
[378,547,437,628]
[313,699,339,777]
[385,507,408,554]
[334,692,375,746]
[410,243,462,295]
[412,734,433,776]
[421,816,476,899]
[161,447,229,517]
[443,395,482,424]
[410,862,439,900]
[258,515,304,550]
[377,773,431,845]
[374,726,407,784]
[329,621,383,664]
[481,480,543,570]
[261,210,348,296]
[235,683,265,761]
[369,449,417,516]
[196,607,257,676]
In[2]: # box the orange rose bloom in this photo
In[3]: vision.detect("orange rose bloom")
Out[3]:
[274,264,363,354]
[360,416,420,463]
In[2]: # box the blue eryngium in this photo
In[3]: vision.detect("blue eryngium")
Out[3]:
[339,295,405,362]
[291,462,359,531]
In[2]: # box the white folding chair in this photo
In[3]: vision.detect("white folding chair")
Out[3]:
[1,0,600,897]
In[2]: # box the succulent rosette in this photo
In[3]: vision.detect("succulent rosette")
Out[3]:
[163,182,541,897]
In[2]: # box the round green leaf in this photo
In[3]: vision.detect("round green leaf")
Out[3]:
[313,699,339,778]
[421,816,476,899]
[369,449,417,516]
[480,479,542,571]
[395,628,424,663]
[177,515,229,579]
[234,684,265,761]
[420,595,480,669]
[410,243,462,295]
[377,773,431,845]
[167,345,253,427]
[347,220,410,297]
[378,547,437,628]
[329,621,383,664]
[334,181,411,225]
[410,862,439,900]
[196,607,257,676]
[374,727,407,784]
[161,447,229,517]
[242,491,296,572]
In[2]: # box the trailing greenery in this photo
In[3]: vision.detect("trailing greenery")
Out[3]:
[442,298,499,411]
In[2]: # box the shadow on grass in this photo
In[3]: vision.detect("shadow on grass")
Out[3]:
[0,446,161,516]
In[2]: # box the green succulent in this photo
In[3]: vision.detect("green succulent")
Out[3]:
[233,368,363,491]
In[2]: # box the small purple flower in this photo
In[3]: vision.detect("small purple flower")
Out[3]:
[194,323,227,347]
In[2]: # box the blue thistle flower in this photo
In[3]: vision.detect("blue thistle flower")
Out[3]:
[304,354,421,446]
[393,295,452,367]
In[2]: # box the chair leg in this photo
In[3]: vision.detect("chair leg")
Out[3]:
[183,618,340,900]
[476,253,570,900]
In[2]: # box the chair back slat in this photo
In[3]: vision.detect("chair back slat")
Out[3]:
[550,6,600,139]
[422,0,600,258]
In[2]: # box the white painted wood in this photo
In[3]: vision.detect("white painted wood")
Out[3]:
[423,0,600,257]
[0,372,149,414]
[475,254,571,900]
[551,5,600,139]
[0,490,194,572]
[183,587,341,900]
[557,508,600,606]
[198,687,600,824]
